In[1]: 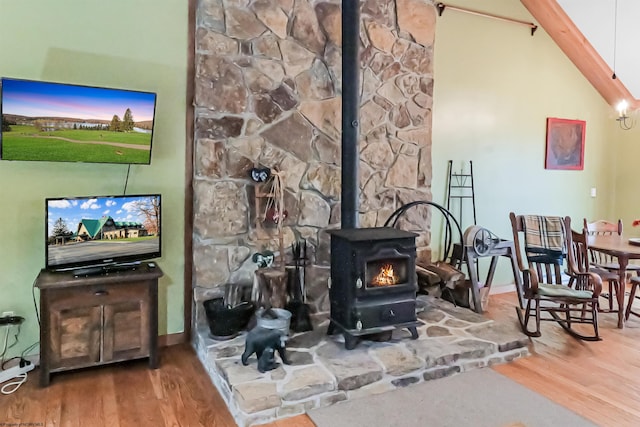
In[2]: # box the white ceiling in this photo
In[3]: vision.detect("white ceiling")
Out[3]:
[557,0,640,98]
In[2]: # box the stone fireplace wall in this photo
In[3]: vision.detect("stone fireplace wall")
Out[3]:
[192,0,436,329]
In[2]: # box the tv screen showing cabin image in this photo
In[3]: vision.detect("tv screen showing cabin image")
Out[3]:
[0,78,156,164]
[46,194,161,270]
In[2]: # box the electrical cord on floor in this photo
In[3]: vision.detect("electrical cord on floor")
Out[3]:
[1,372,28,395]
[1,373,27,394]
[0,323,20,366]
[0,326,28,395]
[0,275,41,395]
[1,324,21,363]
[1,345,36,395]
[2,341,38,370]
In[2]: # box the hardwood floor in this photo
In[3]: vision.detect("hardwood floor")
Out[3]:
[2,292,639,426]
[490,292,640,427]
[0,344,237,427]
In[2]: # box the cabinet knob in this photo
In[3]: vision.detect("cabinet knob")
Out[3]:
[94,290,109,296]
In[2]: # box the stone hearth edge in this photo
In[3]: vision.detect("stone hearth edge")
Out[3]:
[194,296,530,427]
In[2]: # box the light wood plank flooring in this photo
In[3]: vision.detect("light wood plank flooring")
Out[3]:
[2,292,640,426]
[490,291,640,427]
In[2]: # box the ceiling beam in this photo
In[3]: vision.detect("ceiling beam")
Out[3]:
[521,0,638,110]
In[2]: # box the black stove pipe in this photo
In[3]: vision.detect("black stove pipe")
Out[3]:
[341,1,360,229]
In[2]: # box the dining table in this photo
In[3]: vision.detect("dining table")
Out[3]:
[587,234,640,329]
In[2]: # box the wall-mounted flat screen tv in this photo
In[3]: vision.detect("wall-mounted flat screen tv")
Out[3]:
[46,194,161,272]
[0,77,157,164]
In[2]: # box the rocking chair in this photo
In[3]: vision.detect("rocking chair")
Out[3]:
[509,213,602,341]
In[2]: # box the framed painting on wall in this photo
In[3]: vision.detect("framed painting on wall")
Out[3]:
[544,117,586,170]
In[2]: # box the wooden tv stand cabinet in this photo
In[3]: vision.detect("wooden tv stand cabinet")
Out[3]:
[35,262,163,386]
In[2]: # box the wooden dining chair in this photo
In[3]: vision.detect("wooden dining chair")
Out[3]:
[570,227,621,313]
[584,219,640,276]
[626,276,640,320]
[510,213,602,341]
[584,219,640,312]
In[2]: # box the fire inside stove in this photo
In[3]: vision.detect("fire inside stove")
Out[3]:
[367,259,407,288]
[372,264,399,286]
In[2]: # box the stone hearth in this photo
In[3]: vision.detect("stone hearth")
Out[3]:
[195,295,530,427]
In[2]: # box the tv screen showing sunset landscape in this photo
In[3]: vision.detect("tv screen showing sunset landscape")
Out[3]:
[0,78,156,164]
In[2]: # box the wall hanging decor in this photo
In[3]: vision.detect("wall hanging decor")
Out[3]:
[545,117,586,170]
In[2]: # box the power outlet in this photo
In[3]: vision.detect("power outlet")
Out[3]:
[1,311,14,318]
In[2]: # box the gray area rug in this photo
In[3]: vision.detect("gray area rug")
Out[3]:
[308,368,596,427]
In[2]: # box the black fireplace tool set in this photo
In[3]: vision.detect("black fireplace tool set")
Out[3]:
[285,239,312,333]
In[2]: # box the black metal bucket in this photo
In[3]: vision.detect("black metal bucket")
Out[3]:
[203,297,255,340]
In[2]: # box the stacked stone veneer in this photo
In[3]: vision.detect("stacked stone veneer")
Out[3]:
[192,0,438,325]
[195,296,531,427]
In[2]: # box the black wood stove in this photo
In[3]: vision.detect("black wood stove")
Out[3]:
[327,3,420,349]
[327,227,420,349]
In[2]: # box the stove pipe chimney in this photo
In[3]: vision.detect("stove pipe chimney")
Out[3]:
[341,1,360,229]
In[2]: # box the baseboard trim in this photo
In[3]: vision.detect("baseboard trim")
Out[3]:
[159,332,186,347]
[489,284,516,295]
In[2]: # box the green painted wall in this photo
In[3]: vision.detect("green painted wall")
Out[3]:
[0,0,188,359]
[431,0,617,289]
[613,124,640,237]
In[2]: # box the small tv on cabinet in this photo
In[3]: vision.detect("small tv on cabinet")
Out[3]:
[0,77,157,164]
[46,194,161,273]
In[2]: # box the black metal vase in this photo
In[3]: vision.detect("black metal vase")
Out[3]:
[203,297,255,340]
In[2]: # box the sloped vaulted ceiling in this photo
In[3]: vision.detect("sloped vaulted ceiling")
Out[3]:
[521,0,639,110]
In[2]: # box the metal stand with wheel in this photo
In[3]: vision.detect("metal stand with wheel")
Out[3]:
[463,226,523,313]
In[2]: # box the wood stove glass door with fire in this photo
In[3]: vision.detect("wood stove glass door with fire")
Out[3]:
[366,254,409,289]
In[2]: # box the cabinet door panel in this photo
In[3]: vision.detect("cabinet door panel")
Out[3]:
[103,299,149,361]
[50,306,101,369]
